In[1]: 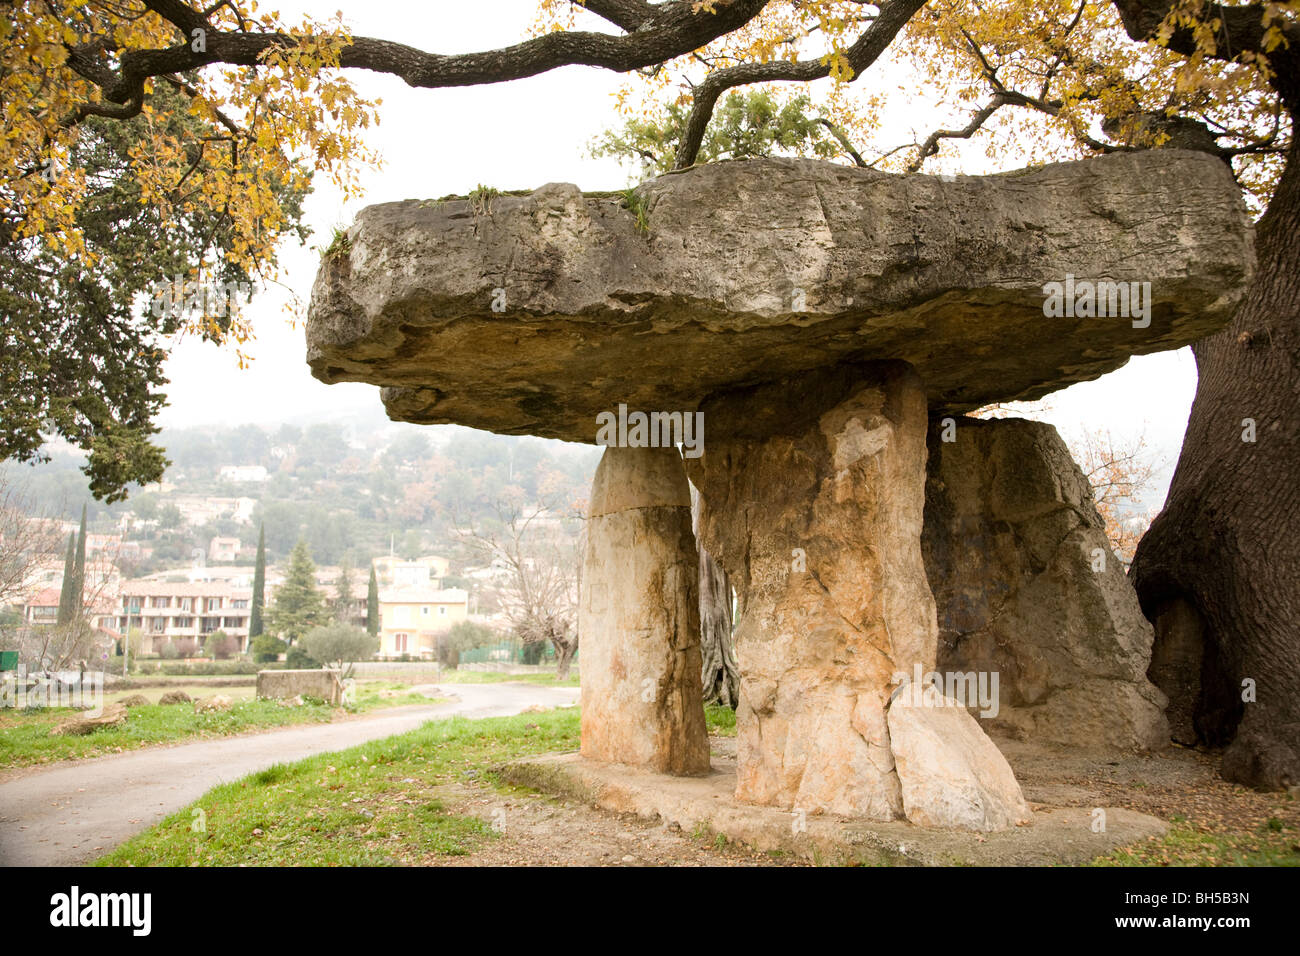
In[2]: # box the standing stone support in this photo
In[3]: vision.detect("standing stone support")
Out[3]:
[922,416,1169,751]
[579,445,711,775]
[690,363,1029,827]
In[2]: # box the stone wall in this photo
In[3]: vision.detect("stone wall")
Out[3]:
[256,669,343,707]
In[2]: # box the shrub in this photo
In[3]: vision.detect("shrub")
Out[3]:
[436,621,498,669]
[159,640,181,660]
[204,630,239,660]
[251,634,287,663]
[301,624,377,668]
[285,645,320,669]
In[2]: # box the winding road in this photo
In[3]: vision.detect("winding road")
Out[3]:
[0,681,579,866]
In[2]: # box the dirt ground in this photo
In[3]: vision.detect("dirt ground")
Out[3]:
[1001,737,1300,839]
[434,781,804,867]
[422,735,1298,867]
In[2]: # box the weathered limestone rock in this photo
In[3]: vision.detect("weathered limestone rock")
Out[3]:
[689,363,1026,825]
[922,416,1169,751]
[887,685,1031,830]
[580,446,710,775]
[53,702,126,736]
[194,694,233,713]
[308,152,1252,442]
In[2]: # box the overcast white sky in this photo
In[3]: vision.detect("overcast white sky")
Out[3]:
[157,0,1198,504]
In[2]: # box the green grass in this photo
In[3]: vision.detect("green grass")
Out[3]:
[619,187,651,235]
[468,184,501,216]
[95,708,582,866]
[0,682,445,769]
[0,699,336,769]
[321,225,351,260]
[104,683,257,705]
[433,669,580,688]
[350,681,440,712]
[704,704,736,736]
[1092,822,1300,867]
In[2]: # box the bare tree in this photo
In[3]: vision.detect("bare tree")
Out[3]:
[1067,428,1162,568]
[0,475,63,612]
[456,499,582,679]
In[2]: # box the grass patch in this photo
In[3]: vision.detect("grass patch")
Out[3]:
[95,708,582,866]
[468,184,501,216]
[0,682,444,769]
[1092,821,1300,866]
[705,704,736,736]
[619,187,651,235]
[433,670,580,688]
[350,681,440,712]
[0,699,335,769]
[322,225,351,260]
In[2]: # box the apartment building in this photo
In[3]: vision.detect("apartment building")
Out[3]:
[117,581,253,655]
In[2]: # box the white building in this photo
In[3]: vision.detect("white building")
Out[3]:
[219,465,269,483]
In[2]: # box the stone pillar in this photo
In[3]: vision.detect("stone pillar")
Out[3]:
[689,362,1029,828]
[579,445,711,775]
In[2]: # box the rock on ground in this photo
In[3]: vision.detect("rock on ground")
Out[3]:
[53,703,127,736]
[887,685,1032,830]
[194,695,233,713]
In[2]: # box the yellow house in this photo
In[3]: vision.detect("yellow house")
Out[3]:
[377,587,469,658]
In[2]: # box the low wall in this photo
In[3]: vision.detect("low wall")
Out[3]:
[256,669,343,706]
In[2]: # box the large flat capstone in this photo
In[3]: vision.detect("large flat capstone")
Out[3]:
[307,152,1252,443]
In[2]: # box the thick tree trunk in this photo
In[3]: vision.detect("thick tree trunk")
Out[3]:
[698,544,738,707]
[691,488,738,708]
[1131,140,1300,790]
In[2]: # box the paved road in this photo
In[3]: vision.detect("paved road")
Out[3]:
[0,682,579,866]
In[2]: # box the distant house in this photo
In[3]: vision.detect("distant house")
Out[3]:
[22,587,119,635]
[21,587,61,628]
[218,465,268,483]
[376,587,469,658]
[208,537,241,563]
[172,495,257,527]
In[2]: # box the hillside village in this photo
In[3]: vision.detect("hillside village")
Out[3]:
[1,414,598,669]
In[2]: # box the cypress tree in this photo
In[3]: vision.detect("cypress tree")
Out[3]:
[366,564,379,637]
[71,504,87,606]
[249,524,266,639]
[55,532,76,626]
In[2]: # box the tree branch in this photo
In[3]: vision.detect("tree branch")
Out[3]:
[671,0,927,168]
[60,0,773,125]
